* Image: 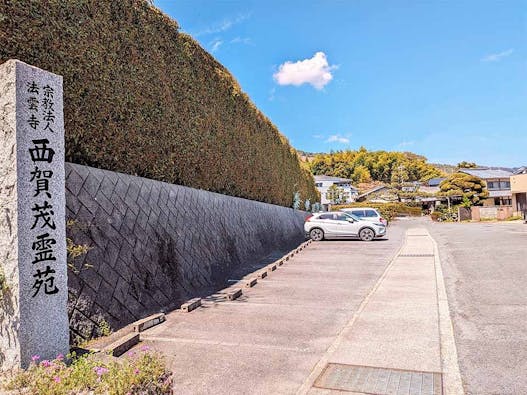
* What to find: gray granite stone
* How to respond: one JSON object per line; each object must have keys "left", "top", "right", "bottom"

{"left": 0, "top": 60, "right": 69, "bottom": 370}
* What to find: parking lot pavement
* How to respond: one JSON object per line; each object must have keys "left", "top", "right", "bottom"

{"left": 426, "top": 220, "right": 527, "bottom": 395}
{"left": 131, "top": 225, "right": 405, "bottom": 394}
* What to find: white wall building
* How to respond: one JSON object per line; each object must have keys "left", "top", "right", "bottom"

{"left": 314, "top": 175, "right": 359, "bottom": 207}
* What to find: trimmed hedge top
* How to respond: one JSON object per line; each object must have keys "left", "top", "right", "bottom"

{"left": 0, "top": 0, "right": 318, "bottom": 206}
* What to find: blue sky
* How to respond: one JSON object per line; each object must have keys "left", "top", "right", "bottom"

{"left": 154, "top": 1, "right": 526, "bottom": 167}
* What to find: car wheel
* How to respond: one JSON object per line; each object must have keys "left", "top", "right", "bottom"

{"left": 359, "top": 228, "right": 375, "bottom": 241}
{"left": 309, "top": 228, "right": 324, "bottom": 241}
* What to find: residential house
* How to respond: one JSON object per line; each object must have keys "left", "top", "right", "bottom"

{"left": 459, "top": 168, "right": 513, "bottom": 206}
{"left": 416, "top": 178, "right": 447, "bottom": 211}
{"left": 313, "top": 175, "right": 358, "bottom": 208}
{"left": 401, "top": 181, "right": 421, "bottom": 193}
{"left": 355, "top": 185, "right": 394, "bottom": 203}
{"left": 511, "top": 167, "right": 527, "bottom": 216}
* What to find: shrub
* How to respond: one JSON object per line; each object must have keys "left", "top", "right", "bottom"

{"left": 333, "top": 202, "right": 422, "bottom": 221}
{"left": 3, "top": 347, "right": 172, "bottom": 395}
{"left": 0, "top": 0, "right": 318, "bottom": 207}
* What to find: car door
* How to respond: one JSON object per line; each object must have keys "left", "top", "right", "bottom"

{"left": 315, "top": 213, "right": 341, "bottom": 236}
{"left": 333, "top": 213, "right": 360, "bottom": 237}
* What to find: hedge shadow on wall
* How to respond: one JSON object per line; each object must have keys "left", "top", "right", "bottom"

{"left": 0, "top": 0, "right": 318, "bottom": 206}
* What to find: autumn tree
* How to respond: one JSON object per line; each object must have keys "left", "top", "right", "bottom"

{"left": 439, "top": 173, "right": 489, "bottom": 206}
{"left": 457, "top": 161, "right": 478, "bottom": 168}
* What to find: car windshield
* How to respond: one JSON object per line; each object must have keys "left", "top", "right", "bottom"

{"left": 342, "top": 212, "right": 361, "bottom": 221}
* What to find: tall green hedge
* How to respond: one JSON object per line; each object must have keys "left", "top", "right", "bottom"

{"left": 0, "top": 0, "right": 318, "bottom": 206}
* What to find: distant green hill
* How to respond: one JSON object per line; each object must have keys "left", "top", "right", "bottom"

{"left": 308, "top": 148, "right": 444, "bottom": 184}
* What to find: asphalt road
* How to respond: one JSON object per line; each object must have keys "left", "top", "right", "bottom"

{"left": 132, "top": 224, "right": 406, "bottom": 394}
{"left": 426, "top": 220, "right": 527, "bottom": 395}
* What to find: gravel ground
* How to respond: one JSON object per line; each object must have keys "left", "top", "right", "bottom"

{"left": 426, "top": 220, "right": 527, "bottom": 395}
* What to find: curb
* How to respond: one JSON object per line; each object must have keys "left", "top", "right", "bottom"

{"left": 431, "top": 233, "right": 465, "bottom": 394}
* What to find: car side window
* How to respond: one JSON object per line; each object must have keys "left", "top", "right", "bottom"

{"left": 353, "top": 210, "right": 365, "bottom": 217}
{"left": 318, "top": 214, "right": 333, "bottom": 220}
{"left": 365, "top": 210, "right": 377, "bottom": 217}
{"left": 335, "top": 214, "right": 349, "bottom": 221}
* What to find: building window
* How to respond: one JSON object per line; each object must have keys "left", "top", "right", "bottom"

{"left": 500, "top": 181, "right": 511, "bottom": 189}
{"left": 315, "top": 183, "right": 323, "bottom": 187}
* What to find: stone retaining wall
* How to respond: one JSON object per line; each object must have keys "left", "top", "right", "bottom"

{"left": 65, "top": 163, "right": 306, "bottom": 344}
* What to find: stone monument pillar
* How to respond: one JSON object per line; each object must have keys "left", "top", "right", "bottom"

{"left": 0, "top": 60, "right": 69, "bottom": 369}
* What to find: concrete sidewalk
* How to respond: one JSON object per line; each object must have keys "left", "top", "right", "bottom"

{"left": 300, "top": 227, "right": 462, "bottom": 395}
{"left": 130, "top": 225, "right": 463, "bottom": 394}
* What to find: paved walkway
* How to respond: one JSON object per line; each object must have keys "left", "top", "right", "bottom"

{"left": 131, "top": 224, "right": 463, "bottom": 394}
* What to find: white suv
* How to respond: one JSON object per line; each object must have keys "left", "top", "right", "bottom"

{"left": 304, "top": 212, "right": 386, "bottom": 241}
{"left": 340, "top": 207, "right": 388, "bottom": 226}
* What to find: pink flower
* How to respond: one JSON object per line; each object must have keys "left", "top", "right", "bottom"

{"left": 53, "top": 376, "right": 61, "bottom": 383}
{"left": 31, "top": 355, "right": 40, "bottom": 362}
{"left": 128, "top": 351, "right": 136, "bottom": 357}
{"left": 134, "top": 368, "right": 140, "bottom": 375}
{"left": 56, "top": 354, "right": 64, "bottom": 361}
{"left": 140, "top": 345, "right": 150, "bottom": 352}
{"left": 94, "top": 366, "right": 109, "bottom": 376}
{"left": 41, "top": 360, "right": 52, "bottom": 368}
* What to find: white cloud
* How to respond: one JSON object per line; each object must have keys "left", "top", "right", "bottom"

{"left": 268, "top": 87, "right": 276, "bottom": 101}
{"left": 230, "top": 37, "right": 253, "bottom": 45}
{"left": 209, "top": 38, "right": 223, "bottom": 53}
{"left": 481, "top": 49, "right": 514, "bottom": 62}
{"left": 326, "top": 135, "right": 350, "bottom": 144}
{"left": 194, "top": 13, "right": 251, "bottom": 36}
{"left": 273, "top": 52, "right": 337, "bottom": 90}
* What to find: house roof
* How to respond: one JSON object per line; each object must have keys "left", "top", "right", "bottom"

{"left": 428, "top": 177, "right": 446, "bottom": 187}
{"left": 460, "top": 168, "right": 513, "bottom": 179}
{"left": 514, "top": 166, "right": 527, "bottom": 175}
{"left": 313, "top": 175, "right": 352, "bottom": 182}
{"left": 357, "top": 185, "right": 389, "bottom": 199}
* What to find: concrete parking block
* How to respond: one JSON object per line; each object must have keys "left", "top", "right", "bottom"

{"left": 103, "top": 332, "right": 140, "bottom": 357}
{"left": 245, "top": 277, "right": 258, "bottom": 287}
{"left": 181, "top": 298, "right": 202, "bottom": 312}
{"left": 226, "top": 288, "right": 242, "bottom": 301}
{"left": 133, "top": 313, "right": 166, "bottom": 332}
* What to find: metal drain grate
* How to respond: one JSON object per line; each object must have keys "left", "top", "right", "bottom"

{"left": 314, "top": 363, "right": 442, "bottom": 395}
{"left": 399, "top": 254, "right": 435, "bottom": 257}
